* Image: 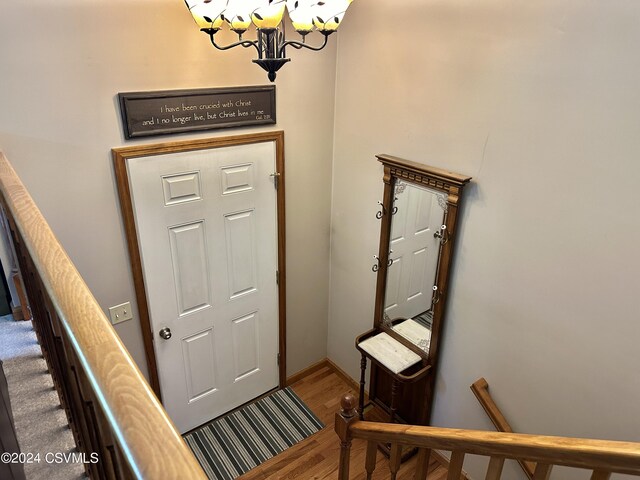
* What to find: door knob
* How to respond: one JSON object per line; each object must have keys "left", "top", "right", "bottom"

{"left": 159, "top": 327, "right": 172, "bottom": 340}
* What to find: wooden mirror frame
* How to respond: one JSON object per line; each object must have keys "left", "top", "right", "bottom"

{"left": 369, "top": 154, "right": 471, "bottom": 424}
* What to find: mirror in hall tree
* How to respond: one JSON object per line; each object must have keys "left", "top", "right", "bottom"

{"left": 363, "top": 154, "right": 471, "bottom": 426}
{"left": 381, "top": 180, "right": 449, "bottom": 356}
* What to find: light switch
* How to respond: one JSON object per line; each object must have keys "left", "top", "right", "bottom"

{"left": 108, "top": 302, "right": 133, "bottom": 325}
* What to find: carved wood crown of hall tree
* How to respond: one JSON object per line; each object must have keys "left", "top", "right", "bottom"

{"left": 378, "top": 154, "right": 471, "bottom": 203}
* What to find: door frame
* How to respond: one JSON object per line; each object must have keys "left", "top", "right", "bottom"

{"left": 112, "top": 131, "right": 287, "bottom": 400}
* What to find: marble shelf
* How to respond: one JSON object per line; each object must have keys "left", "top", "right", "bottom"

{"left": 358, "top": 332, "right": 422, "bottom": 374}
{"left": 393, "top": 319, "right": 431, "bottom": 354}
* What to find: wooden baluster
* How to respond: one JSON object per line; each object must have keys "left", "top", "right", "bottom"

{"left": 335, "top": 394, "right": 357, "bottom": 480}
{"left": 12, "top": 270, "right": 31, "bottom": 320}
{"left": 114, "top": 442, "right": 136, "bottom": 480}
{"left": 71, "top": 370, "right": 100, "bottom": 478}
{"left": 414, "top": 448, "right": 432, "bottom": 480}
{"left": 27, "top": 270, "right": 50, "bottom": 357}
{"left": 29, "top": 273, "right": 53, "bottom": 362}
{"left": 447, "top": 451, "right": 465, "bottom": 480}
{"left": 389, "top": 443, "right": 402, "bottom": 480}
{"left": 24, "top": 256, "right": 68, "bottom": 410}
{"left": 532, "top": 463, "right": 552, "bottom": 480}
{"left": 106, "top": 444, "right": 125, "bottom": 480}
{"left": 77, "top": 372, "right": 110, "bottom": 480}
{"left": 590, "top": 471, "right": 611, "bottom": 480}
{"left": 43, "top": 295, "right": 73, "bottom": 419}
{"left": 359, "top": 354, "right": 367, "bottom": 420}
{"left": 35, "top": 280, "right": 62, "bottom": 387}
{"left": 94, "top": 404, "right": 120, "bottom": 480}
{"left": 87, "top": 402, "right": 109, "bottom": 479}
{"left": 485, "top": 456, "right": 505, "bottom": 480}
{"left": 365, "top": 440, "right": 377, "bottom": 479}
{"left": 16, "top": 253, "right": 45, "bottom": 352}
{"left": 61, "top": 337, "right": 94, "bottom": 476}
{"left": 55, "top": 329, "right": 83, "bottom": 448}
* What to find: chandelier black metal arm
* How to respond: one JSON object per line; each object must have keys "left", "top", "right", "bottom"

{"left": 279, "top": 31, "right": 332, "bottom": 53}
{"left": 204, "top": 29, "right": 261, "bottom": 56}
{"left": 201, "top": 27, "right": 333, "bottom": 82}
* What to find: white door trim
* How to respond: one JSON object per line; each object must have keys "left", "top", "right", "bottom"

{"left": 113, "top": 131, "right": 287, "bottom": 400}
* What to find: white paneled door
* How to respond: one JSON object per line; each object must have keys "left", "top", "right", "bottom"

{"left": 127, "top": 141, "right": 279, "bottom": 433}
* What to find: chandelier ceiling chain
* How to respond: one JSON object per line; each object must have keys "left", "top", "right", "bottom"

{"left": 185, "top": 0, "right": 354, "bottom": 81}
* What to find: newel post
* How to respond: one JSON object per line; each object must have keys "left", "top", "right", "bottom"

{"left": 335, "top": 393, "right": 358, "bottom": 480}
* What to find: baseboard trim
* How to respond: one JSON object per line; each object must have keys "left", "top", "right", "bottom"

{"left": 10, "top": 306, "right": 23, "bottom": 321}
{"left": 287, "top": 357, "right": 368, "bottom": 401}
{"left": 286, "top": 358, "right": 331, "bottom": 386}
{"left": 325, "top": 358, "right": 360, "bottom": 393}
{"left": 286, "top": 357, "right": 362, "bottom": 395}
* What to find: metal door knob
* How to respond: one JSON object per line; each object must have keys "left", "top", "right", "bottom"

{"left": 159, "top": 327, "right": 172, "bottom": 340}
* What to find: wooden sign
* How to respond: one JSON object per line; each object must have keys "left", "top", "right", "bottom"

{"left": 118, "top": 86, "right": 276, "bottom": 139}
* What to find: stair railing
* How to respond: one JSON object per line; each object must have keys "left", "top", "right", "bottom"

{"left": 0, "top": 152, "right": 206, "bottom": 479}
{"left": 335, "top": 394, "right": 640, "bottom": 480}
{"left": 471, "top": 377, "right": 535, "bottom": 478}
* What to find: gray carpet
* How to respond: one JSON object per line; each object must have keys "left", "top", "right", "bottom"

{"left": 184, "top": 387, "right": 324, "bottom": 480}
{"left": 0, "top": 314, "right": 85, "bottom": 480}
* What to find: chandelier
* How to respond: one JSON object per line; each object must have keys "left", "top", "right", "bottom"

{"left": 185, "top": 0, "right": 354, "bottom": 82}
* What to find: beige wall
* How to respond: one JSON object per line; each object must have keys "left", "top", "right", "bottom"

{"left": 0, "top": 0, "right": 336, "bottom": 379}
{"left": 328, "top": 1, "right": 640, "bottom": 478}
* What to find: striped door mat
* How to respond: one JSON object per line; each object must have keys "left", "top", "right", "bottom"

{"left": 184, "top": 387, "right": 324, "bottom": 479}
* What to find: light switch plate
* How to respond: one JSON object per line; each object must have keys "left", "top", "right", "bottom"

{"left": 109, "top": 302, "right": 133, "bottom": 325}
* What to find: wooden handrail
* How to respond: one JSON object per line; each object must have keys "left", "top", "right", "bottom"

{"left": 470, "top": 378, "right": 513, "bottom": 433}
{"left": 471, "top": 377, "right": 535, "bottom": 478}
{"left": 0, "top": 152, "right": 206, "bottom": 479}
{"left": 347, "top": 423, "right": 640, "bottom": 474}
{"left": 335, "top": 394, "right": 640, "bottom": 479}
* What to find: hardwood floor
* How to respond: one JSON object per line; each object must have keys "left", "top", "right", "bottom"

{"left": 239, "top": 364, "right": 451, "bottom": 480}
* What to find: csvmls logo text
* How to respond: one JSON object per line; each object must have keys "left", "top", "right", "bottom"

{"left": 45, "top": 452, "right": 99, "bottom": 464}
